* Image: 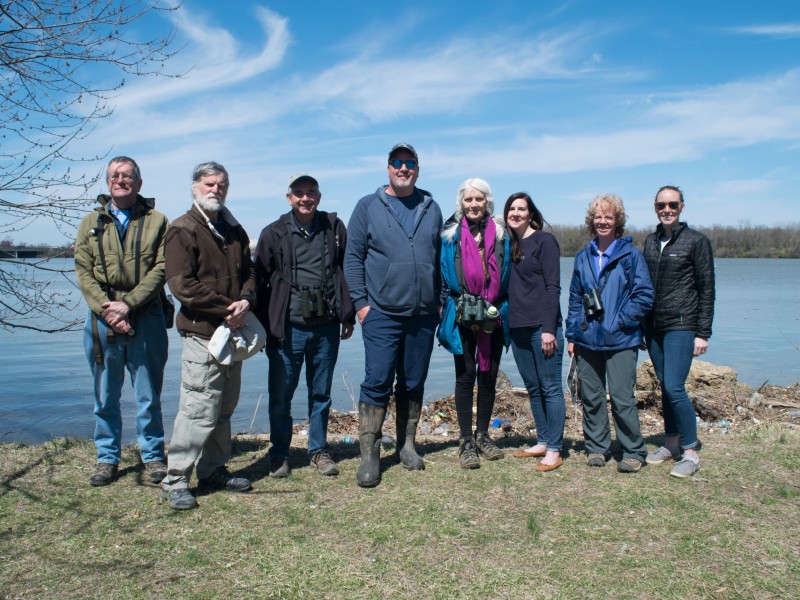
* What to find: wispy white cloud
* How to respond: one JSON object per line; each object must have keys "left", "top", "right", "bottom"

{"left": 725, "top": 23, "right": 800, "bottom": 38}
{"left": 114, "top": 6, "right": 291, "bottom": 110}
{"left": 419, "top": 68, "right": 800, "bottom": 176}
{"left": 302, "top": 28, "right": 612, "bottom": 124}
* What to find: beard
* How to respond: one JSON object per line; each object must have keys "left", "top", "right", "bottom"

{"left": 195, "top": 193, "right": 224, "bottom": 213}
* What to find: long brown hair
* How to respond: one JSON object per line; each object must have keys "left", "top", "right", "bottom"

{"left": 503, "top": 192, "right": 546, "bottom": 262}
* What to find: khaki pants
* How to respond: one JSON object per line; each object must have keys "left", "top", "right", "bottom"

{"left": 162, "top": 335, "right": 243, "bottom": 489}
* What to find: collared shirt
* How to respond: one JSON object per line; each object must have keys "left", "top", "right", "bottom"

{"left": 108, "top": 206, "right": 133, "bottom": 248}
{"left": 590, "top": 238, "right": 617, "bottom": 279}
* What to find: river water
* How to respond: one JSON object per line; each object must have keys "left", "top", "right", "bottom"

{"left": 1, "top": 258, "right": 798, "bottom": 444}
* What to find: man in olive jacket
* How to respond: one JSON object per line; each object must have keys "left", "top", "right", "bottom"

{"left": 161, "top": 161, "right": 256, "bottom": 510}
{"left": 75, "top": 156, "right": 169, "bottom": 487}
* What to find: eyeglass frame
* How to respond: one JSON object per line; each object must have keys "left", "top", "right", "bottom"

{"left": 655, "top": 201, "right": 681, "bottom": 210}
{"left": 389, "top": 159, "right": 417, "bottom": 169}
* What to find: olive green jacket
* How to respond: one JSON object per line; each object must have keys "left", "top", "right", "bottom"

{"left": 75, "top": 194, "right": 169, "bottom": 315}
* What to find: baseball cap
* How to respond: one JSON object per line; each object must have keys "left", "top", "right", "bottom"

{"left": 388, "top": 143, "right": 418, "bottom": 161}
{"left": 288, "top": 173, "right": 319, "bottom": 188}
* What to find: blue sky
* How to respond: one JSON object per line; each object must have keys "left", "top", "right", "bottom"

{"left": 19, "top": 1, "right": 800, "bottom": 242}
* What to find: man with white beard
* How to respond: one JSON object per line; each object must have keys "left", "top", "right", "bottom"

{"left": 160, "top": 161, "right": 257, "bottom": 510}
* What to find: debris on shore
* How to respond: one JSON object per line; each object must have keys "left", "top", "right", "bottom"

{"left": 305, "top": 360, "right": 800, "bottom": 442}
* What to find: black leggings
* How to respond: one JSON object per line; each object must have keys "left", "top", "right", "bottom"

{"left": 453, "top": 325, "right": 504, "bottom": 438}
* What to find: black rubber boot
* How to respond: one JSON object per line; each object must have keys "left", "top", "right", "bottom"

{"left": 356, "top": 402, "right": 386, "bottom": 488}
{"left": 395, "top": 397, "right": 425, "bottom": 471}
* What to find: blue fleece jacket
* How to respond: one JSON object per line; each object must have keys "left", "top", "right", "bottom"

{"left": 565, "top": 236, "right": 654, "bottom": 351}
{"left": 344, "top": 186, "right": 443, "bottom": 317}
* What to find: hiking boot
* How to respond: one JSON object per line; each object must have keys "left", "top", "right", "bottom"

{"left": 587, "top": 453, "right": 606, "bottom": 468}
{"left": 198, "top": 467, "right": 252, "bottom": 492}
{"left": 161, "top": 488, "right": 198, "bottom": 510}
{"left": 311, "top": 450, "right": 339, "bottom": 476}
{"left": 646, "top": 446, "right": 680, "bottom": 465}
{"left": 268, "top": 457, "right": 290, "bottom": 479}
{"left": 670, "top": 457, "right": 700, "bottom": 479}
{"left": 474, "top": 431, "right": 505, "bottom": 461}
{"left": 144, "top": 460, "right": 167, "bottom": 484}
{"left": 395, "top": 397, "right": 425, "bottom": 470}
{"left": 458, "top": 437, "right": 480, "bottom": 470}
{"left": 357, "top": 402, "right": 386, "bottom": 488}
{"left": 89, "top": 462, "right": 118, "bottom": 487}
{"left": 617, "top": 457, "right": 644, "bottom": 473}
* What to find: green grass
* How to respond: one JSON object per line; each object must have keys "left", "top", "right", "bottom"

{"left": 1, "top": 426, "right": 799, "bottom": 599}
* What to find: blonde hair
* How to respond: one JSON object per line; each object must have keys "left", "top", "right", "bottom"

{"left": 585, "top": 193, "right": 627, "bottom": 239}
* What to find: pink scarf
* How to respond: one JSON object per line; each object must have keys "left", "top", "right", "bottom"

{"left": 461, "top": 216, "right": 501, "bottom": 371}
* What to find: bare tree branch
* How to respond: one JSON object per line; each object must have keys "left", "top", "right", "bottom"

{"left": 0, "top": 1, "right": 183, "bottom": 332}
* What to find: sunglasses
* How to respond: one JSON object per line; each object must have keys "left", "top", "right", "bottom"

{"left": 389, "top": 159, "right": 417, "bottom": 169}
{"left": 655, "top": 201, "right": 681, "bottom": 210}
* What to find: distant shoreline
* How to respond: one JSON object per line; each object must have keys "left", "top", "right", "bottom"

{"left": 5, "top": 223, "right": 800, "bottom": 259}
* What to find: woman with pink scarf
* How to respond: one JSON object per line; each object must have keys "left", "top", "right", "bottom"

{"left": 437, "top": 178, "right": 511, "bottom": 469}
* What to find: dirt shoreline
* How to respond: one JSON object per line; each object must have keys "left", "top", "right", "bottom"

{"left": 280, "top": 359, "right": 800, "bottom": 445}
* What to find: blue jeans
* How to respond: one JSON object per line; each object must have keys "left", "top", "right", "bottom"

{"left": 82, "top": 303, "right": 167, "bottom": 464}
{"left": 267, "top": 322, "right": 340, "bottom": 459}
{"left": 359, "top": 310, "right": 438, "bottom": 407}
{"left": 510, "top": 326, "right": 565, "bottom": 451}
{"left": 646, "top": 329, "right": 698, "bottom": 450}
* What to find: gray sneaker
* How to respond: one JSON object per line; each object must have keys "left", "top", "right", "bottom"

{"left": 144, "top": 460, "right": 167, "bottom": 484}
{"left": 89, "top": 462, "right": 118, "bottom": 486}
{"left": 269, "top": 457, "right": 291, "bottom": 479}
{"left": 161, "top": 488, "right": 198, "bottom": 510}
{"left": 617, "top": 457, "right": 643, "bottom": 473}
{"left": 646, "top": 446, "right": 679, "bottom": 465}
{"left": 586, "top": 453, "right": 605, "bottom": 468}
{"left": 311, "top": 451, "right": 339, "bottom": 476}
{"left": 670, "top": 458, "right": 700, "bottom": 478}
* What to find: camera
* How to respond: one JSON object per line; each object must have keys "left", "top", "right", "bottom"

{"left": 582, "top": 288, "right": 604, "bottom": 320}
{"left": 300, "top": 285, "right": 327, "bottom": 319}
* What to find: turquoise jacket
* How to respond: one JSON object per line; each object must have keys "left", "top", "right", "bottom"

{"left": 436, "top": 215, "right": 512, "bottom": 355}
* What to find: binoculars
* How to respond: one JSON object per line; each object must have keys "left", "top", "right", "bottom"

{"left": 460, "top": 293, "right": 500, "bottom": 333}
{"left": 300, "top": 285, "right": 327, "bottom": 319}
{"left": 582, "top": 288, "right": 604, "bottom": 320}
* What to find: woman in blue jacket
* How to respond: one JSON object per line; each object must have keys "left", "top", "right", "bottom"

{"left": 504, "top": 192, "right": 565, "bottom": 472}
{"left": 438, "top": 178, "right": 510, "bottom": 469}
{"left": 566, "top": 194, "right": 654, "bottom": 473}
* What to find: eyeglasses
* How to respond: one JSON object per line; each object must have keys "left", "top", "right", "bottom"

{"left": 389, "top": 159, "right": 417, "bottom": 169}
{"left": 291, "top": 190, "right": 318, "bottom": 199}
{"left": 108, "top": 172, "right": 137, "bottom": 183}
{"left": 655, "top": 201, "right": 681, "bottom": 210}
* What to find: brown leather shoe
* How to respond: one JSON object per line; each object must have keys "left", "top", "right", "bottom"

{"left": 513, "top": 448, "right": 547, "bottom": 458}
{"left": 534, "top": 457, "right": 563, "bottom": 472}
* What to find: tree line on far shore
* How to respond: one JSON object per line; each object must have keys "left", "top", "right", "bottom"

{"left": 551, "top": 223, "right": 800, "bottom": 258}
{"left": 5, "top": 223, "right": 800, "bottom": 259}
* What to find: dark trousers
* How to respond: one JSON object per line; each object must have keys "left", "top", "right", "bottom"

{"left": 453, "top": 325, "right": 504, "bottom": 437}
{"left": 359, "top": 310, "right": 438, "bottom": 408}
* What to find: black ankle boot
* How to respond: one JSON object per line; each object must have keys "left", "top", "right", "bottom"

{"left": 357, "top": 402, "right": 386, "bottom": 488}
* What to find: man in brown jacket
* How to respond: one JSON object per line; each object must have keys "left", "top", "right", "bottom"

{"left": 161, "top": 161, "right": 256, "bottom": 510}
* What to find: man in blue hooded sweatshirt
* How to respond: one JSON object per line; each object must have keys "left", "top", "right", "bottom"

{"left": 344, "top": 143, "right": 443, "bottom": 487}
